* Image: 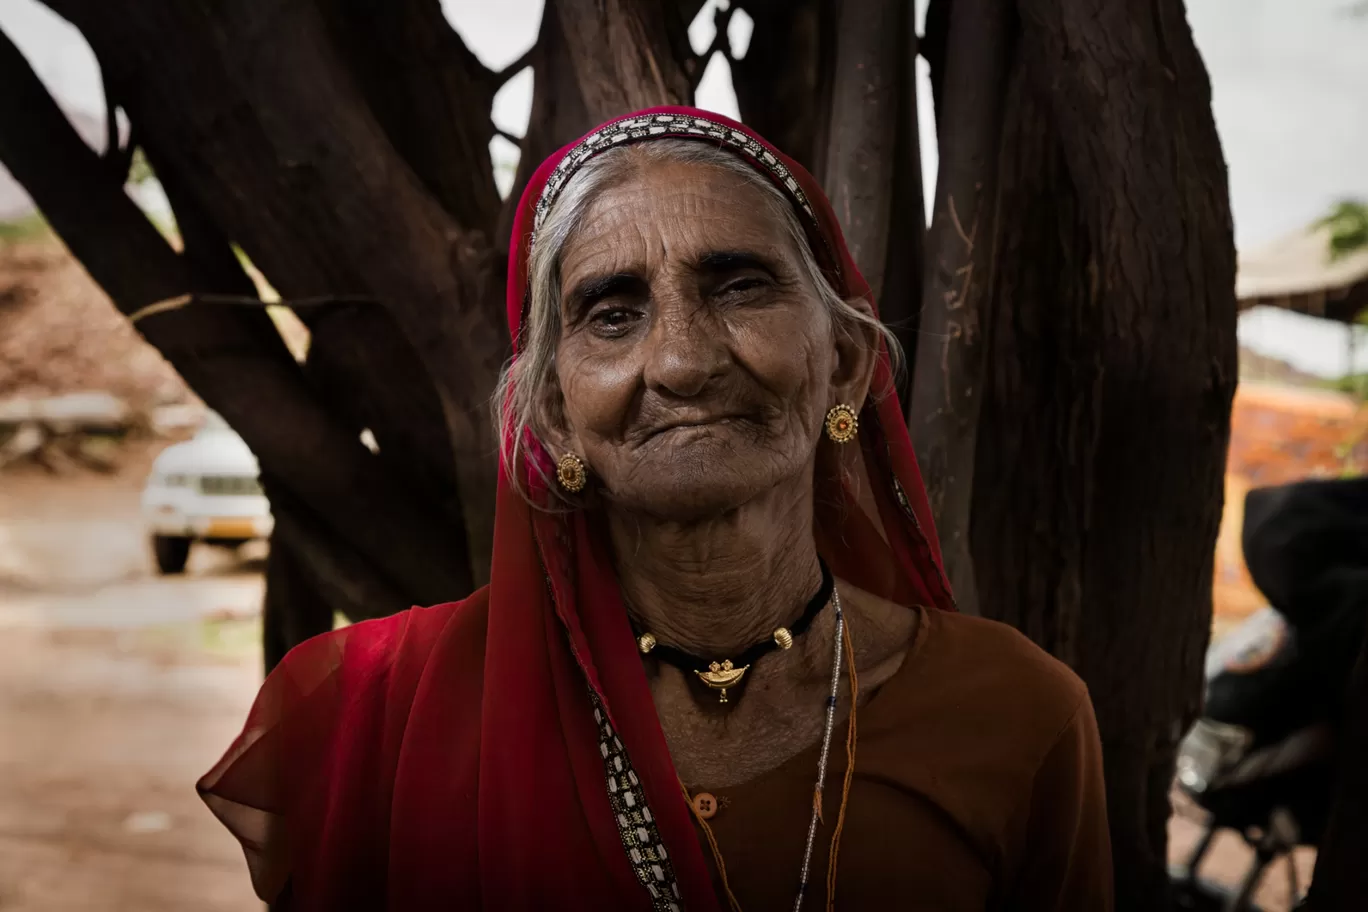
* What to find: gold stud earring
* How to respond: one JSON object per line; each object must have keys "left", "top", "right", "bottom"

{"left": 556, "top": 453, "right": 588, "bottom": 493}
{"left": 824, "top": 404, "right": 859, "bottom": 444}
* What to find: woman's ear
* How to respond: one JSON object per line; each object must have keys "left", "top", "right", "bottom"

{"left": 830, "top": 296, "right": 880, "bottom": 410}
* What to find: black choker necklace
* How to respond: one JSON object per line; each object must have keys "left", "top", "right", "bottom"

{"left": 633, "top": 559, "right": 835, "bottom": 704}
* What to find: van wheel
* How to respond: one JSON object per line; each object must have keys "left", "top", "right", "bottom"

{"left": 152, "top": 535, "right": 192, "bottom": 575}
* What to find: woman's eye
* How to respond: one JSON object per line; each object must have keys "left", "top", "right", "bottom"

{"left": 717, "top": 277, "right": 767, "bottom": 300}
{"left": 589, "top": 307, "right": 641, "bottom": 335}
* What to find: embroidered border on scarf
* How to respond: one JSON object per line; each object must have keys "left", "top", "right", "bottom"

{"left": 591, "top": 690, "right": 685, "bottom": 912}
{"left": 891, "top": 476, "right": 917, "bottom": 524}
{"left": 531, "top": 113, "right": 816, "bottom": 247}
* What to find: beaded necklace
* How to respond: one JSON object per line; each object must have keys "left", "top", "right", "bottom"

{"left": 635, "top": 562, "right": 836, "bottom": 704}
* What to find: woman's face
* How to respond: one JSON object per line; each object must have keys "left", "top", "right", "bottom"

{"left": 546, "top": 157, "right": 874, "bottom": 520}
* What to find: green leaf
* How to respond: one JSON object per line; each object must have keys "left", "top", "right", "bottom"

{"left": 1316, "top": 199, "right": 1368, "bottom": 259}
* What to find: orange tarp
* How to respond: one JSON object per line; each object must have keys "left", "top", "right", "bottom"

{"left": 1213, "top": 384, "right": 1367, "bottom": 620}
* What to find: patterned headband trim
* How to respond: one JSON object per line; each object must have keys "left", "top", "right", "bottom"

{"left": 530, "top": 113, "right": 817, "bottom": 249}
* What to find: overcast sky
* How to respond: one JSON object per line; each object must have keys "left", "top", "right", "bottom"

{"left": 2, "top": 0, "right": 1365, "bottom": 375}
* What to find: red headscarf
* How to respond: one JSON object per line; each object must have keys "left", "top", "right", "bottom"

{"left": 199, "top": 106, "right": 952, "bottom": 911}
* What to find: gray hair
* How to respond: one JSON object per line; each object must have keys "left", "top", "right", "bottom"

{"left": 494, "top": 138, "right": 900, "bottom": 496}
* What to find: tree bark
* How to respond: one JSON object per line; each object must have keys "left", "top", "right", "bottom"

{"left": 821, "top": 0, "right": 904, "bottom": 302}
{"left": 874, "top": 4, "right": 926, "bottom": 399}
{"left": 972, "top": 0, "right": 1238, "bottom": 907}
{"left": 731, "top": 0, "right": 834, "bottom": 179}
{"left": 1306, "top": 624, "right": 1368, "bottom": 908}
{"left": 261, "top": 515, "right": 339, "bottom": 673}
{"left": 320, "top": 0, "right": 503, "bottom": 235}
{"left": 907, "top": 0, "right": 1013, "bottom": 616}
{"left": 730, "top": 1, "right": 923, "bottom": 393}
{"left": 553, "top": 0, "right": 693, "bottom": 121}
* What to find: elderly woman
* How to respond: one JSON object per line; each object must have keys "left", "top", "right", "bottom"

{"left": 199, "top": 107, "right": 1112, "bottom": 911}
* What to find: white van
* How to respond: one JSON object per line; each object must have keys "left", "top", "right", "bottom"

{"left": 140, "top": 412, "right": 273, "bottom": 574}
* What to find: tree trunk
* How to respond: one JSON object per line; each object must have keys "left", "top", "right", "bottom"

{"left": 972, "top": 0, "right": 1238, "bottom": 908}
{"left": 261, "top": 518, "right": 338, "bottom": 673}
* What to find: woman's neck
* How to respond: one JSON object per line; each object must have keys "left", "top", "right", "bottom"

{"left": 606, "top": 486, "right": 823, "bottom": 659}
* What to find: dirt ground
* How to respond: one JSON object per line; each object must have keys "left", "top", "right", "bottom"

{"left": 0, "top": 444, "right": 262, "bottom": 911}
{"left": 0, "top": 441, "right": 1316, "bottom": 910}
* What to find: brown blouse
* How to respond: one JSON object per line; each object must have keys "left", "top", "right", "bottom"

{"left": 687, "top": 608, "right": 1113, "bottom": 911}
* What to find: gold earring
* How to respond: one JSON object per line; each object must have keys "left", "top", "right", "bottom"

{"left": 556, "top": 453, "right": 588, "bottom": 492}
{"left": 825, "top": 404, "right": 859, "bottom": 444}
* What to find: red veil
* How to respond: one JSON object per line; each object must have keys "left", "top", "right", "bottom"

{"left": 199, "top": 107, "right": 954, "bottom": 911}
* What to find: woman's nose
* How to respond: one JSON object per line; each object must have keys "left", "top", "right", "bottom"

{"left": 641, "top": 300, "right": 729, "bottom": 398}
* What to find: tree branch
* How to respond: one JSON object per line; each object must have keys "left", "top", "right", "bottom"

{"left": 261, "top": 511, "right": 336, "bottom": 673}
{"left": 97, "top": 64, "right": 137, "bottom": 183}
{"left": 878, "top": 3, "right": 927, "bottom": 399}
{"left": 688, "top": 4, "right": 735, "bottom": 92}
{"left": 821, "top": 0, "right": 905, "bottom": 298}
{"left": 101, "top": 66, "right": 119, "bottom": 155}
{"left": 496, "top": 3, "right": 593, "bottom": 246}
{"left": 921, "top": 0, "right": 951, "bottom": 130}
{"left": 730, "top": 0, "right": 835, "bottom": 175}
{"left": 153, "top": 106, "right": 479, "bottom": 593}
{"left": 0, "top": 24, "right": 473, "bottom": 606}
{"left": 494, "top": 44, "right": 535, "bottom": 85}
{"left": 320, "top": 0, "right": 504, "bottom": 235}
{"left": 45, "top": 0, "right": 510, "bottom": 581}
{"left": 906, "top": 0, "right": 1014, "bottom": 616}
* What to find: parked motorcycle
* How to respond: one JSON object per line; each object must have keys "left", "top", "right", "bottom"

{"left": 1171, "top": 477, "right": 1368, "bottom": 911}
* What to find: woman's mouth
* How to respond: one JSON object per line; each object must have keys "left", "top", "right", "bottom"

{"left": 641, "top": 415, "right": 751, "bottom": 443}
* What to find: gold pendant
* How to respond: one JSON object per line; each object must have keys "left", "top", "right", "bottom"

{"left": 695, "top": 659, "right": 749, "bottom": 704}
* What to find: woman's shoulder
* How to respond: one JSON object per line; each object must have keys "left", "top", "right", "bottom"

{"left": 280, "top": 589, "right": 490, "bottom": 696}
{"left": 198, "top": 589, "right": 491, "bottom": 903}
{"left": 864, "top": 608, "right": 1091, "bottom": 782}
{"left": 905, "top": 612, "right": 1111, "bottom": 904}
{"left": 207, "top": 589, "right": 492, "bottom": 794}
{"left": 856, "top": 609, "right": 1098, "bottom": 868}
{"left": 917, "top": 607, "right": 1088, "bottom": 725}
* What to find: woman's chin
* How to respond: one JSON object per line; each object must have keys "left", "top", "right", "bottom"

{"left": 604, "top": 456, "right": 797, "bottom": 522}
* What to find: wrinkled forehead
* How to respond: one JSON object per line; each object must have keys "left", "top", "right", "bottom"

{"left": 531, "top": 113, "right": 816, "bottom": 247}
{"left": 558, "top": 161, "right": 798, "bottom": 284}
